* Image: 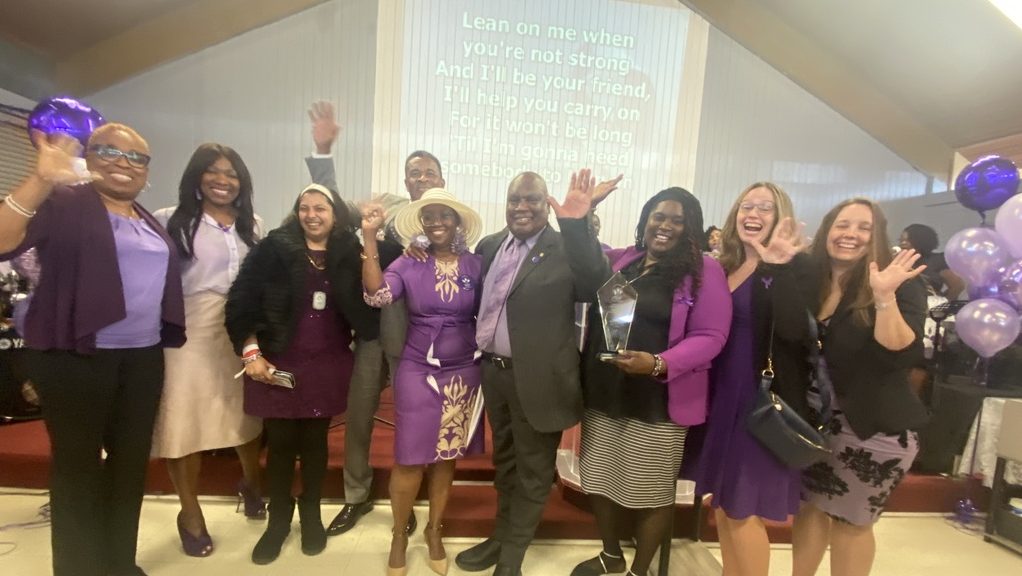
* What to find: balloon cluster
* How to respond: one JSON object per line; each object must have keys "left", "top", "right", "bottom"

{"left": 946, "top": 155, "right": 1022, "bottom": 358}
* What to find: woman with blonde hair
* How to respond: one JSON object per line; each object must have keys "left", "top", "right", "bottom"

{"left": 691, "top": 182, "right": 815, "bottom": 576}
{"left": 792, "top": 198, "right": 927, "bottom": 576}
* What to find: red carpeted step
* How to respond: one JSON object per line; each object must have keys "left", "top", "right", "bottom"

{"left": 0, "top": 384, "right": 990, "bottom": 543}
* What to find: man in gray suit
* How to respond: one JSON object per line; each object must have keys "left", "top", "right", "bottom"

{"left": 456, "top": 172, "right": 586, "bottom": 576}
{"left": 304, "top": 101, "right": 444, "bottom": 535}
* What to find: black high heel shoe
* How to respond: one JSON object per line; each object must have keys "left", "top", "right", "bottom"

{"left": 176, "top": 511, "right": 213, "bottom": 557}
{"left": 236, "top": 478, "right": 267, "bottom": 520}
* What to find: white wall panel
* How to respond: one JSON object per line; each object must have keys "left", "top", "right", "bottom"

{"left": 87, "top": 0, "right": 378, "bottom": 227}
{"left": 694, "top": 27, "right": 929, "bottom": 235}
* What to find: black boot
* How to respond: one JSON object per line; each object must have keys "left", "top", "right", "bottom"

{"left": 297, "top": 495, "right": 327, "bottom": 556}
{"left": 252, "top": 497, "right": 295, "bottom": 565}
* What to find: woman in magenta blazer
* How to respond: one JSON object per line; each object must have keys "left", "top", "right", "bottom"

{"left": 553, "top": 170, "right": 732, "bottom": 576}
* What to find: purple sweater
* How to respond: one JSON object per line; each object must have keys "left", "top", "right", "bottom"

{"left": 0, "top": 184, "right": 186, "bottom": 353}
{"left": 606, "top": 248, "right": 732, "bottom": 426}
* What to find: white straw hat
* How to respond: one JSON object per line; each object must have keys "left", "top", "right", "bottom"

{"left": 393, "top": 188, "right": 483, "bottom": 246}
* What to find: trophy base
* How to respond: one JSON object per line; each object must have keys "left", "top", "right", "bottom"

{"left": 598, "top": 352, "right": 623, "bottom": 362}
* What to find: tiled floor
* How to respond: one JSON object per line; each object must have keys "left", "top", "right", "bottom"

{"left": 1, "top": 489, "right": 1021, "bottom": 575}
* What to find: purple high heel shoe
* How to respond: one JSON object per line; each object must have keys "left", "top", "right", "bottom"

{"left": 236, "top": 478, "right": 267, "bottom": 519}
{"left": 176, "top": 511, "right": 213, "bottom": 557}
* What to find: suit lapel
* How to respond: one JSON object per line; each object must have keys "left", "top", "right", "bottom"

{"left": 480, "top": 230, "right": 509, "bottom": 277}
{"left": 509, "top": 227, "right": 556, "bottom": 295}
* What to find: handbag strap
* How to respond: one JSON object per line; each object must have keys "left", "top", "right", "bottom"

{"left": 759, "top": 320, "right": 776, "bottom": 389}
{"left": 806, "top": 312, "right": 833, "bottom": 427}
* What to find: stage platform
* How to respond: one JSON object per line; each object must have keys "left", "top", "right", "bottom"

{"left": 0, "top": 387, "right": 980, "bottom": 542}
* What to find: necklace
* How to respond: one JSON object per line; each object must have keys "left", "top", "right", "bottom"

{"left": 306, "top": 252, "right": 326, "bottom": 270}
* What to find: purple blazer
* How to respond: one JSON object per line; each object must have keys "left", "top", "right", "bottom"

{"left": 0, "top": 184, "right": 186, "bottom": 353}
{"left": 606, "top": 248, "right": 732, "bottom": 426}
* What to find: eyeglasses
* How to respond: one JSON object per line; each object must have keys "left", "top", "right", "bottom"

{"left": 738, "top": 201, "right": 775, "bottom": 215}
{"left": 507, "top": 195, "right": 545, "bottom": 208}
{"left": 89, "top": 144, "right": 151, "bottom": 168}
{"left": 419, "top": 210, "right": 458, "bottom": 226}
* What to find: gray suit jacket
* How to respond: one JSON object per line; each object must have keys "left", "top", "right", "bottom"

{"left": 477, "top": 226, "right": 584, "bottom": 432}
{"left": 305, "top": 156, "right": 408, "bottom": 358}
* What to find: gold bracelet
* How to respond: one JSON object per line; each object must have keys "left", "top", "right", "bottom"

{"left": 4, "top": 195, "right": 36, "bottom": 218}
{"left": 651, "top": 354, "right": 666, "bottom": 377}
{"left": 360, "top": 252, "right": 379, "bottom": 261}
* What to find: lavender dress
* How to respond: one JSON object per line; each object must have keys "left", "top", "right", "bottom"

{"left": 366, "top": 254, "right": 485, "bottom": 466}
{"left": 694, "top": 276, "right": 800, "bottom": 521}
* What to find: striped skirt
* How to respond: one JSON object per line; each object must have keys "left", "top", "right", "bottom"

{"left": 579, "top": 409, "right": 688, "bottom": 508}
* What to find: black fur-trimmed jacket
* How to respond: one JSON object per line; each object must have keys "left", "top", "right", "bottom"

{"left": 225, "top": 225, "right": 379, "bottom": 355}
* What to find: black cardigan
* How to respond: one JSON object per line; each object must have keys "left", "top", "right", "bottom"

{"left": 749, "top": 254, "right": 817, "bottom": 419}
{"left": 817, "top": 277, "right": 929, "bottom": 440}
{"left": 225, "top": 226, "right": 379, "bottom": 355}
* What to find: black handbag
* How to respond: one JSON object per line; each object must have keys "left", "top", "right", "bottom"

{"left": 746, "top": 314, "right": 832, "bottom": 469}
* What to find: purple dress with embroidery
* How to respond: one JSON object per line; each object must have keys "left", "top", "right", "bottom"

{"left": 244, "top": 256, "right": 354, "bottom": 419}
{"left": 367, "top": 254, "right": 485, "bottom": 466}
{"left": 694, "top": 276, "right": 800, "bottom": 521}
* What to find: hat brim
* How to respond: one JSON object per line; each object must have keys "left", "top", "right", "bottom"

{"left": 393, "top": 189, "right": 483, "bottom": 247}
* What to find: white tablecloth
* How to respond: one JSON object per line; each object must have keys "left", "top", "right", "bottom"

{"left": 956, "top": 396, "right": 1022, "bottom": 488}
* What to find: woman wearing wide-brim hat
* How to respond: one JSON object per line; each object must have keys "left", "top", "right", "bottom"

{"left": 362, "top": 188, "right": 485, "bottom": 576}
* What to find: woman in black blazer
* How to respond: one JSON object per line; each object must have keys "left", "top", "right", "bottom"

{"left": 792, "top": 198, "right": 928, "bottom": 576}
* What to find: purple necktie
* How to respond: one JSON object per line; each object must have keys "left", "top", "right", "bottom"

{"left": 476, "top": 238, "right": 524, "bottom": 351}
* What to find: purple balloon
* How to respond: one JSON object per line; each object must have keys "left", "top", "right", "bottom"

{"left": 945, "top": 227, "right": 1010, "bottom": 287}
{"left": 955, "top": 155, "right": 1020, "bottom": 213}
{"left": 968, "top": 259, "right": 1022, "bottom": 311}
{"left": 956, "top": 298, "right": 1021, "bottom": 358}
{"left": 994, "top": 193, "right": 1022, "bottom": 258}
{"left": 26, "top": 96, "right": 105, "bottom": 149}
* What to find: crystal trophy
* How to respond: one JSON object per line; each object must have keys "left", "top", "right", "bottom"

{"left": 596, "top": 272, "right": 637, "bottom": 361}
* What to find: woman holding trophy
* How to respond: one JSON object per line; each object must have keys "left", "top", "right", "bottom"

{"left": 551, "top": 170, "right": 732, "bottom": 576}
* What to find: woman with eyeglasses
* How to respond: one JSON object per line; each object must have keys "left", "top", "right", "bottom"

{"left": 792, "top": 198, "right": 927, "bottom": 576}
{"left": 689, "top": 183, "right": 815, "bottom": 576}
{"left": 149, "top": 144, "right": 266, "bottom": 558}
{"left": 552, "top": 171, "right": 731, "bottom": 576}
{"left": 225, "top": 183, "right": 377, "bottom": 565}
{"left": 0, "top": 124, "right": 186, "bottom": 576}
{"left": 361, "top": 188, "right": 484, "bottom": 576}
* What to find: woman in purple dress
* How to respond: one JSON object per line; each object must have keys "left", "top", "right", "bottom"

{"left": 225, "top": 184, "right": 378, "bottom": 565}
{"left": 692, "top": 182, "right": 814, "bottom": 576}
{"left": 361, "top": 188, "right": 484, "bottom": 576}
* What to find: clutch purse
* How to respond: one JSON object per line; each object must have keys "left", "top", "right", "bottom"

{"left": 746, "top": 315, "right": 831, "bottom": 469}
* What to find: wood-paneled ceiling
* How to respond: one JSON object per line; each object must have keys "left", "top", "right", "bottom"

{"left": 1, "top": 0, "right": 1020, "bottom": 179}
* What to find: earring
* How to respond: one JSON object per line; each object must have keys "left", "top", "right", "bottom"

{"left": 194, "top": 188, "right": 202, "bottom": 201}
{"left": 450, "top": 227, "right": 468, "bottom": 254}
{"left": 233, "top": 197, "right": 242, "bottom": 207}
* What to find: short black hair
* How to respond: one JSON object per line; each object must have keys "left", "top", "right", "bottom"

{"left": 404, "top": 150, "right": 443, "bottom": 178}
{"left": 903, "top": 223, "right": 939, "bottom": 256}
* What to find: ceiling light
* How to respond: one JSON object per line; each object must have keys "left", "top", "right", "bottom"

{"left": 989, "top": 0, "right": 1022, "bottom": 31}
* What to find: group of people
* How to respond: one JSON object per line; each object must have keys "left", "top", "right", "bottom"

{"left": 0, "top": 100, "right": 930, "bottom": 576}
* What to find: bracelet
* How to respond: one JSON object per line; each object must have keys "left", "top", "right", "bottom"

{"left": 360, "top": 252, "right": 379, "bottom": 261}
{"left": 242, "top": 352, "right": 263, "bottom": 365}
{"left": 650, "top": 354, "right": 666, "bottom": 378}
{"left": 874, "top": 297, "right": 897, "bottom": 311}
{"left": 4, "top": 195, "right": 36, "bottom": 218}
{"left": 242, "top": 343, "right": 260, "bottom": 356}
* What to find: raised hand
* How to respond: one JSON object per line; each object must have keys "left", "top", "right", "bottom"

{"left": 592, "top": 173, "right": 623, "bottom": 208}
{"left": 360, "top": 202, "right": 386, "bottom": 235}
{"left": 750, "top": 217, "right": 806, "bottom": 265}
{"left": 32, "top": 131, "right": 98, "bottom": 185}
{"left": 308, "top": 101, "right": 340, "bottom": 154}
{"left": 548, "top": 168, "right": 596, "bottom": 219}
{"left": 870, "top": 248, "right": 926, "bottom": 300}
